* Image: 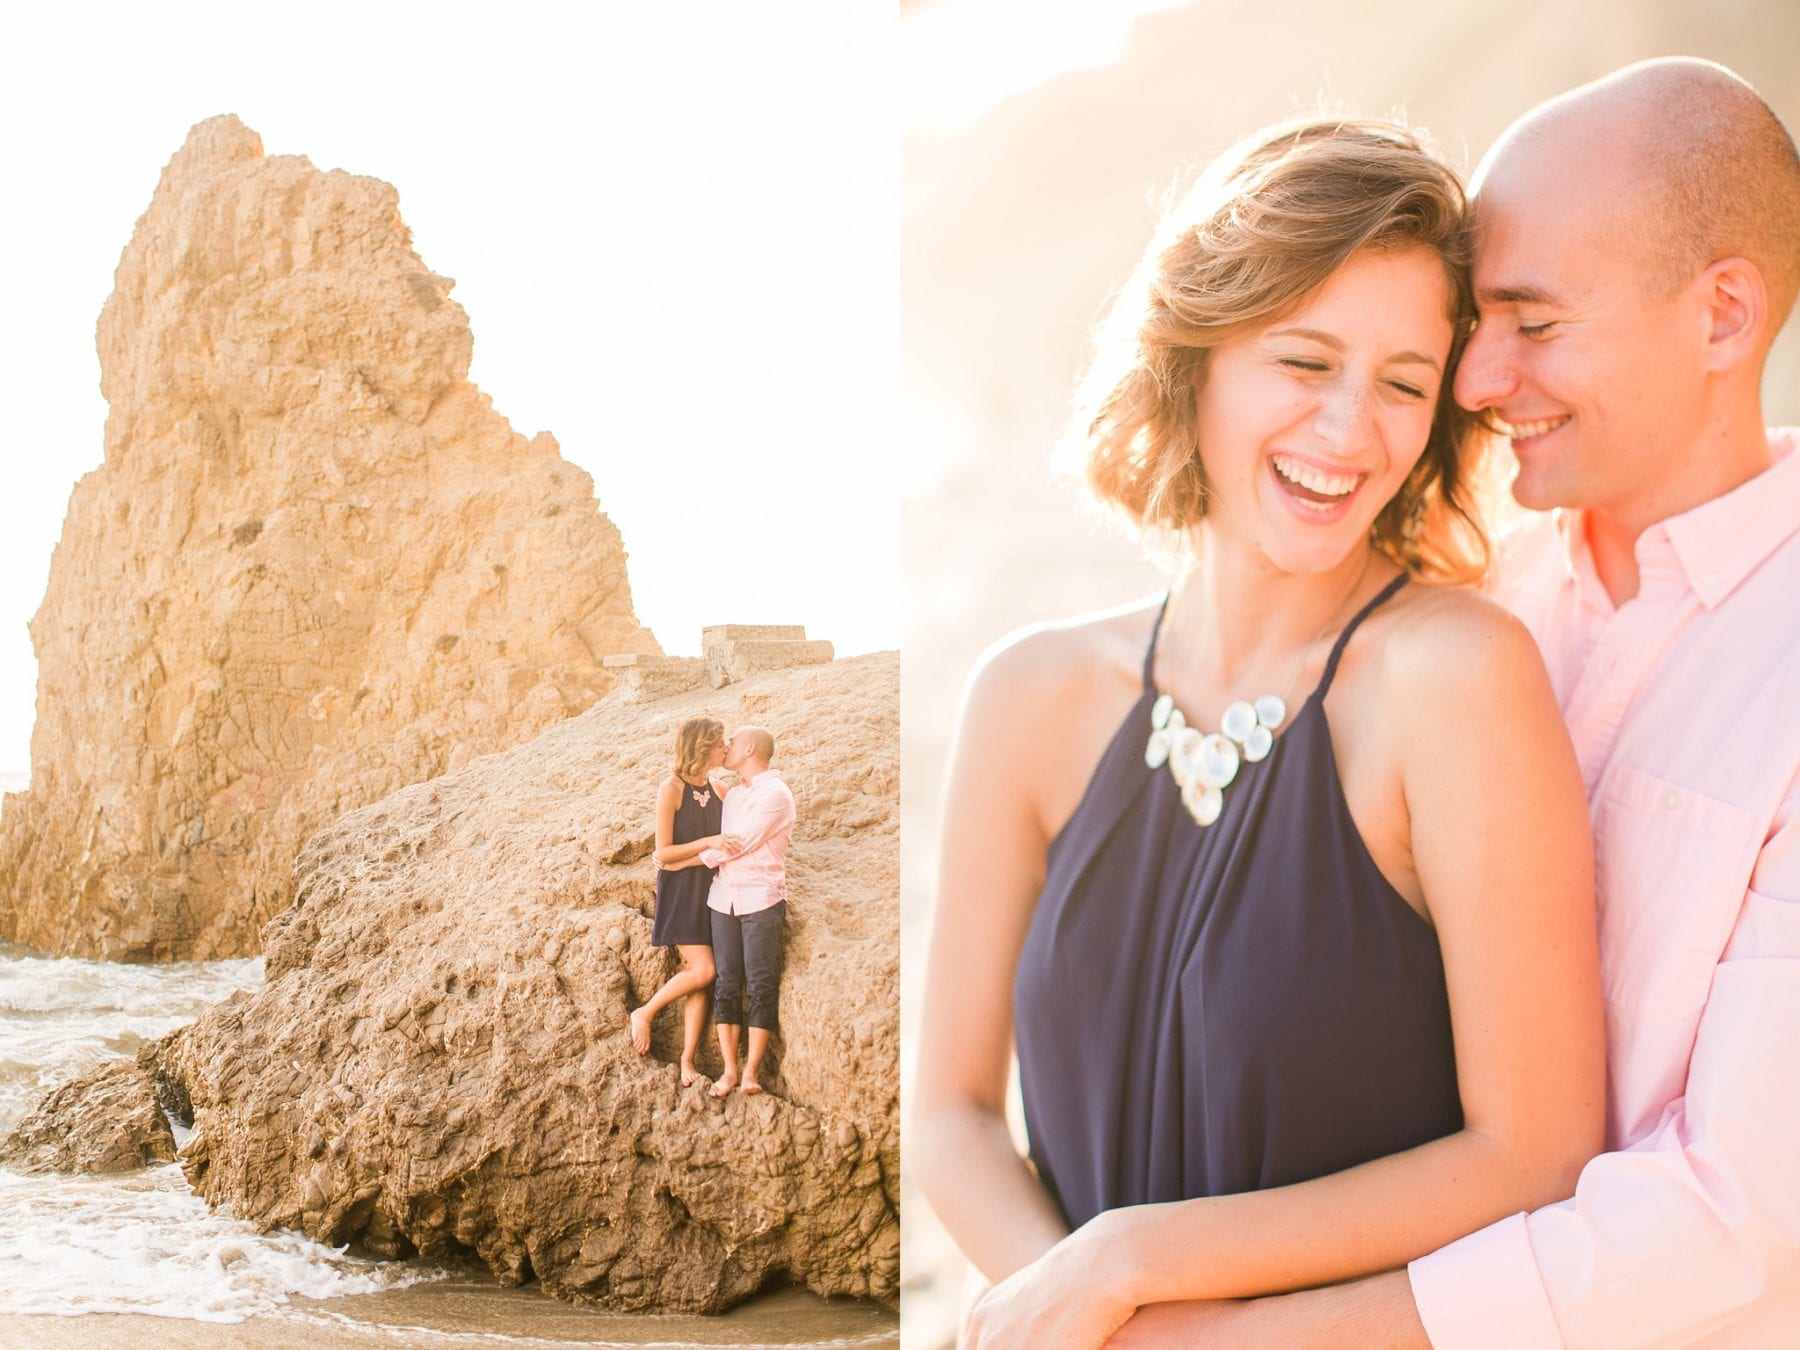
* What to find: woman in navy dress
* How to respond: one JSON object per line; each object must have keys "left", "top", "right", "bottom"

{"left": 914, "top": 117, "right": 1605, "bottom": 1347}
{"left": 630, "top": 716, "right": 735, "bottom": 1087}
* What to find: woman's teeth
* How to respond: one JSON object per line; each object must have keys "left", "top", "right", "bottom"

{"left": 1271, "top": 454, "right": 1360, "bottom": 504}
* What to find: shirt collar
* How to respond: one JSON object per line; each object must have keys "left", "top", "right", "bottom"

{"left": 1553, "top": 427, "right": 1800, "bottom": 609}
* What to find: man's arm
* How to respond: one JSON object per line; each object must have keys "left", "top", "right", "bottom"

{"left": 1112, "top": 781, "right": 1800, "bottom": 1348}
{"left": 1104, "top": 1274, "right": 1426, "bottom": 1349}
{"left": 698, "top": 785, "right": 795, "bottom": 867}
{"left": 1400, "top": 792, "right": 1800, "bottom": 1349}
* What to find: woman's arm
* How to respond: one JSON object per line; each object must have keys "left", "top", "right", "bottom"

{"left": 912, "top": 630, "right": 1083, "bottom": 1284}
{"left": 970, "top": 599, "right": 1604, "bottom": 1343}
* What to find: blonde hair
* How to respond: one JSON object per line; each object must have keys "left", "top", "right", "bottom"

{"left": 674, "top": 717, "right": 724, "bottom": 779}
{"left": 1074, "top": 115, "right": 1493, "bottom": 584}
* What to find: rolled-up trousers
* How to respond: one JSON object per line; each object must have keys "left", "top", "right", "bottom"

{"left": 710, "top": 901, "right": 785, "bottom": 1032}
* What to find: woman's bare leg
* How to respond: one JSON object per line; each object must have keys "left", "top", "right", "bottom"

{"left": 630, "top": 944, "right": 715, "bottom": 1056}
{"left": 680, "top": 978, "right": 713, "bottom": 1086}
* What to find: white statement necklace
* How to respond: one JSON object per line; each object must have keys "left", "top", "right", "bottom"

{"left": 1144, "top": 692, "right": 1286, "bottom": 826}
{"left": 1144, "top": 560, "right": 1373, "bottom": 827}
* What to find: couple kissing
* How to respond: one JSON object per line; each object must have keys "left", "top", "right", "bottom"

{"left": 630, "top": 718, "right": 796, "bottom": 1099}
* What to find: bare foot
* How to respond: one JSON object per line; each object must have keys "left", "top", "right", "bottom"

{"left": 738, "top": 1076, "right": 764, "bottom": 1096}
{"left": 628, "top": 1006, "right": 652, "bottom": 1056}
{"left": 709, "top": 1070, "right": 739, "bottom": 1098}
{"left": 680, "top": 1063, "right": 708, "bottom": 1088}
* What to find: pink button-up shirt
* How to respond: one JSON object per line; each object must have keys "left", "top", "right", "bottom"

{"left": 1408, "top": 429, "right": 1800, "bottom": 1348}
{"left": 701, "top": 769, "right": 796, "bottom": 917}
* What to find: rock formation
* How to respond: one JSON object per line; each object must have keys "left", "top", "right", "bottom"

{"left": 139, "top": 650, "right": 898, "bottom": 1312}
{"left": 0, "top": 1058, "right": 176, "bottom": 1174}
{"left": 0, "top": 115, "right": 656, "bottom": 960}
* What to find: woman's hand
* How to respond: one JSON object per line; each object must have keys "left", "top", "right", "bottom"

{"left": 963, "top": 1217, "right": 1137, "bottom": 1350}
{"left": 711, "top": 833, "right": 745, "bottom": 856}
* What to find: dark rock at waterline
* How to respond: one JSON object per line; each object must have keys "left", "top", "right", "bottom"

{"left": 1, "top": 1058, "right": 177, "bottom": 1173}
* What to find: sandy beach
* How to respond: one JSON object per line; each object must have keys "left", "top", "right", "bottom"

{"left": 0, "top": 1277, "right": 897, "bottom": 1348}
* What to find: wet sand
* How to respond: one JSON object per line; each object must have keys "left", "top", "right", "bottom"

{"left": 0, "top": 1275, "right": 897, "bottom": 1348}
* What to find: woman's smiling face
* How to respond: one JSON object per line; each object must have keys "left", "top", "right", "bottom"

{"left": 1193, "top": 246, "right": 1456, "bottom": 574}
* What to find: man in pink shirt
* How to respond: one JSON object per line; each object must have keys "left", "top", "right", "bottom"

{"left": 701, "top": 725, "right": 796, "bottom": 1098}
{"left": 1109, "top": 58, "right": 1800, "bottom": 1348}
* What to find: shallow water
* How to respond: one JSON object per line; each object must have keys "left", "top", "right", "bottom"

{"left": 0, "top": 942, "right": 895, "bottom": 1344}
{"left": 0, "top": 943, "right": 439, "bottom": 1321}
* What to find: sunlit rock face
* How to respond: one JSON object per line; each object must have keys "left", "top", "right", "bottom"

{"left": 0, "top": 114, "right": 656, "bottom": 960}
{"left": 146, "top": 652, "right": 899, "bottom": 1312}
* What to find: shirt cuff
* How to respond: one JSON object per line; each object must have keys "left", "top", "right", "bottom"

{"left": 698, "top": 848, "right": 725, "bottom": 868}
{"left": 1408, "top": 1212, "right": 1563, "bottom": 1349}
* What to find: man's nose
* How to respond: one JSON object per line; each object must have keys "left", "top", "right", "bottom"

{"left": 1453, "top": 323, "right": 1517, "bottom": 412}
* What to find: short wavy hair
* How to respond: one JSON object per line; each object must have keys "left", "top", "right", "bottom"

{"left": 1073, "top": 115, "right": 1493, "bottom": 583}
{"left": 674, "top": 716, "right": 724, "bottom": 780}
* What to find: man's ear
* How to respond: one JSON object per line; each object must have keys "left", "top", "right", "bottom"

{"left": 1697, "top": 256, "right": 1768, "bottom": 374}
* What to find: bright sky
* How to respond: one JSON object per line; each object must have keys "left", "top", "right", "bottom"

{"left": 0, "top": 3, "right": 896, "bottom": 777}
{"left": 902, "top": 0, "right": 1189, "bottom": 135}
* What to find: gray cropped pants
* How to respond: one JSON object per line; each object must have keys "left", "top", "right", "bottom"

{"left": 710, "top": 902, "right": 785, "bottom": 1031}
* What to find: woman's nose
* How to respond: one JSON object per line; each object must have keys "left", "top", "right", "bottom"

{"left": 1313, "top": 382, "right": 1377, "bottom": 457}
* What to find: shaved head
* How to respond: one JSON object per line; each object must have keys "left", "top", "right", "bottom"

{"left": 735, "top": 726, "right": 775, "bottom": 761}
{"left": 1454, "top": 57, "right": 1795, "bottom": 540}
{"left": 1476, "top": 57, "right": 1800, "bottom": 331}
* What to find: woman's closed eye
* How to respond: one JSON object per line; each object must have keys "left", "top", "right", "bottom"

{"left": 1279, "top": 356, "right": 1428, "bottom": 401}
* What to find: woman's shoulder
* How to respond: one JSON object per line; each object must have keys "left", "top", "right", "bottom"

{"left": 964, "top": 595, "right": 1164, "bottom": 720}
{"left": 1376, "top": 581, "right": 1550, "bottom": 712}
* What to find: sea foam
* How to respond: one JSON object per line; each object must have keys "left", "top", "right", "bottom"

{"left": 0, "top": 944, "right": 440, "bottom": 1320}
{"left": 0, "top": 1162, "right": 436, "bottom": 1320}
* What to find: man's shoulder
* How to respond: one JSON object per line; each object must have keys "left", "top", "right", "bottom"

{"left": 760, "top": 772, "right": 798, "bottom": 807}
{"left": 1492, "top": 509, "right": 1565, "bottom": 588}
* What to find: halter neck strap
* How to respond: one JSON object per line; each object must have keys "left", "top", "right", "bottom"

{"left": 1142, "top": 571, "right": 1409, "bottom": 696}
{"left": 1317, "top": 572, "right": 1410, "bottom": 696}
{"left": 1142, "top": 594, "right": 1172, "bottom": 691}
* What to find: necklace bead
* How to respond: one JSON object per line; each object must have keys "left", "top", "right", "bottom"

{"left": 1220, "top": 701, "right": 1258, "bottom": 742}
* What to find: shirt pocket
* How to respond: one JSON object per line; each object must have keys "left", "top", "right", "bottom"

{"left": 1593, "top": 764, "right": 1760, "bottom": 1024}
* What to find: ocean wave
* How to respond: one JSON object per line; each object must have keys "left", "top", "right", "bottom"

{"left": 0, "top": 1162, "right": 441, "bottom": 1321}
{"left": 0, "top": 949, "right": 263, "bottom": 1134}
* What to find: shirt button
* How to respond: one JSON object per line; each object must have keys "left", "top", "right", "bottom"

{"left": 1664, "top": 790, "right": 1683, "bottom": 811}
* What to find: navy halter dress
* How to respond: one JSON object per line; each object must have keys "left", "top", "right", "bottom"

{"left": 1013, "top": 575, "right": 1463, "bottom": 1230}
{"left": 652, "top": 776, "right": 722, "bottom": 947}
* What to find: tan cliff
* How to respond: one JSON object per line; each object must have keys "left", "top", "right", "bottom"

{"left": 0, "top": 114, "right": 656, "bottom": 960}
